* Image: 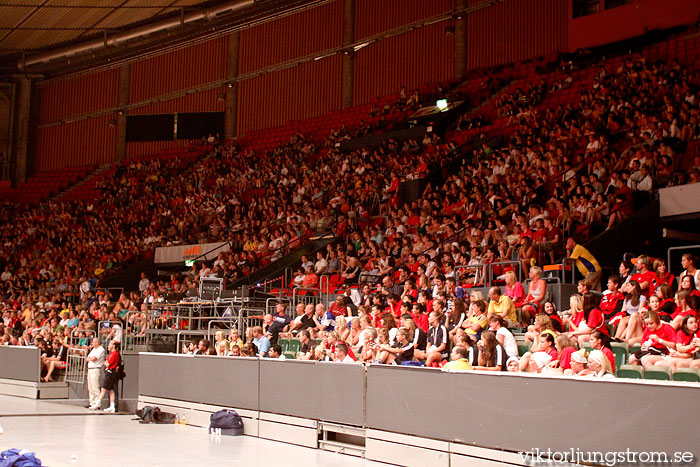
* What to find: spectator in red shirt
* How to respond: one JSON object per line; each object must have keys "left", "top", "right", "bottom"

{"left": 630, "top": 255, "right": 656, "bottom": 298}
{"left": 599, "top": 275, "right": 624, "bottom": 322}
{"left": 629, "top": 309, "right": 677, "bottom": 368}
{"left": 301, "top": 267, "right": 319, "bottom": 289}
{"left": 589, "top": 330, "right": 615, "bottom": 373}
{"left": 327, "top": 295, "right": 348, "bottom": 318}
{"left": 568, "top": 293, "right": 607, "bottom": 347}
{"left": 653, "top": 315, "right": 700, "bottom": 371}
{"left": 653, "top": 258, "right": 676, "bottom": 293}
{"left": 89, "top": 340, "right": 121, "bottom": 412}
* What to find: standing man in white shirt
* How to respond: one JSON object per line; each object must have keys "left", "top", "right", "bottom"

{"left": 86, "top": 338, "right": 105, "bottom": 409}
{"left": 138, "top": 272, "right": 150, "bottom": 297}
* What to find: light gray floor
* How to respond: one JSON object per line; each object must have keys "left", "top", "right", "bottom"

{"left": 0, "top": 395, "right": 388, "bottom": 467}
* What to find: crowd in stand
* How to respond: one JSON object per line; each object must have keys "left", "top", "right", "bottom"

{"left": 1, "top": 38, "right": 700, "bottom": 385}
{"left": 170, "top": 249, "right": 699, "bottom": 379}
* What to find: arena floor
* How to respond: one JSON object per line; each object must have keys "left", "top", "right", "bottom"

{"left": 0, "top": 395, "right": 389, "bottom": 467}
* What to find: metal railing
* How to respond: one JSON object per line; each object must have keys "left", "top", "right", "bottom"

{"left": 455, "top": 263, "right": 488, "bottom": 287}
{"left": 266, "top": 297, "right": 290, "bottom": 316}
{"left": 562, "top": 258, "right": 578, "bottom": 285}
{"left": 70, "top": 328, "right": 97, "bottom": 349}
{"left": 487, "top": 260, "right": 522, "bottom": 285}
{"left": 292, "top": 287, "right": 322, "bottom": 310}
{"left": 65, "top": 348, "right": 87, "bottom": 385}
{"left": 176, "top": 331, "right": 209, "bottom": 354}
{"left": 98, "top": 320, "right": 122, "bottom": 346}
{"left": 319, "top": 275, "right": 331, "bottom": 294}
{"left": 284, "top": 267, "right": 294, "bottom": 289}
{"left": 144, "top": 299, "right": 239, "bottom": 331}
{"left": 122, "top": 310, "right": 147, "bottom": 351}
{"left": 207, "top": 317, "right": 242, "bottom": 343}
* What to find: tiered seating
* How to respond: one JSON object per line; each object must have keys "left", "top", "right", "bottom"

{"left": 60, "top": 145, "right": 211, "bottom": 203}
{"left": 0, "top": 165, "right": 93, "bottom": 204}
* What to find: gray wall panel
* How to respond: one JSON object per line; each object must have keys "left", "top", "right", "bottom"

{"left": 121, "top": 352, "right": 140, "bottom": 399}
{"left": 367, "top": 368, "right": 700, "bottom": 458}
{"left": 0, "top": 346, "right": 40, "bottom": 382}
{"left": 138, "top": 353, "right": 258, "bottom": 410}
{"left": 259, "top": 360, "right": 364, "bottom": 426}
{"left": 366, "top": 365, "right": 450, "bottom": 440}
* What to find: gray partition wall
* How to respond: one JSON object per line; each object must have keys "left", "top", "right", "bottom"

{"left": 0, "top": 346, "right": 40, "bottom": 382}
{"left": 121, "top": 352, "right": 140, "bottom": 399}
{"left": 138, "top": 353, "right": 259, "bottom": 410}
{"left": 259, "top": 359, "right": 364, "bottom": 426}
{"left": 137, "top": 354, "right": 700, "bottom": 459}
{"left": 366, "top": 366, "right": 700, "bottom": 457}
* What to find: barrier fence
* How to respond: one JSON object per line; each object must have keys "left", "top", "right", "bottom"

{"left": 65, "top": 348, "right": 87, "bottom": 385}
{"left": 138, "top": 353, "right": 700, "bottom": 459}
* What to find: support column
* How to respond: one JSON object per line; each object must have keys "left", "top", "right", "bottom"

{"left": 115, "top": 64, "right": 130, "bottom": 162}
{"left": 0, "top": 84, "right": 13, "bottom": 181}
{"left": 454, "top": 0, "right": 468, "bottom": 81}
{"left": 10, "top": 75, "right": 32, "bottom": 185}
{"left": 341, "top": 0, "right": 354, "bottom": 109}
{"left": 224, "top": 31, "right": 240, "bottom": 142}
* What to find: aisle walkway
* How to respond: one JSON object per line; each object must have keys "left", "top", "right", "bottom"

{"left": 0, "top": 395, "right": 388, "bottom": 467}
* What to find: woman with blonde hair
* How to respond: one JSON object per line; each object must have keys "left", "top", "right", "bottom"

{"left": 335, "top": 316, "right": 351, "bottom": 343}
{"left": 587, "top": 349, "right": 614, "bottom": 378}
{"left": 562, "top": 294, "right": 583, "bottom": 328}
{"left": 521, "top": 266, "right": 546, "bottom": 326}
{"left": 564, "top": 349, "right": 591, "bottom": 376}
{"left": 313, "top": 345, "right": 330, "bottom": 361}
{"left": 504, "top": 270, "right": 525, "bottom": 308}
{"left": 217, "top": 339, "right": 232, "bottom": 356}
{"left": 469, "top": 290, "right": 486, "bottom": 302}
{"left": 359, "top": 327, "right": 379, "bottom": 362}
{"left": 348, "top": 318, "right": 361, "bottom": 347}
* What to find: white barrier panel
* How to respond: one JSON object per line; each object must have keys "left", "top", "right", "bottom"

{"left": 659, "top": 182, "right": 700, "bottom": 218}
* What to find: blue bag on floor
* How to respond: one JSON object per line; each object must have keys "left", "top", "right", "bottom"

{"left": 0, "top": 449, "right": 42, "bottom": 467}
{"left": 400, "top": 361, "right": 426, "bottom": 367}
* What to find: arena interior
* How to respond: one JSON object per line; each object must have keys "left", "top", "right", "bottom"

{"left": 1, "top": 0, "right": 700, "bottom": 466}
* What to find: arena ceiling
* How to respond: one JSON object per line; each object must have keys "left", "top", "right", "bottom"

{"left": 0, "top": 0, "right": 330, "bottom": 80}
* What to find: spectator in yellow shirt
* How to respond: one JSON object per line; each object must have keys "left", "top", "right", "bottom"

{"left": 442, "top": 346, "right": 473, "bottom": 371}
{"left": 487, "top": 286, "right": 517, "bottom": 327}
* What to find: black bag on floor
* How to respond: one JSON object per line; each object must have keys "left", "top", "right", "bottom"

{"left": 209, "top": 409, "right": 244, "bottom": 436}
{"left": 135, "top": 406, "right": 176, "bottom": 424}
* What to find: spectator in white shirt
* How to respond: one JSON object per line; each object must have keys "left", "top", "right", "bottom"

{"left": 86, "top": 338, "right": 106, "bottom": 409}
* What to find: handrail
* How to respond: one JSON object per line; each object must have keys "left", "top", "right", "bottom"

{"left": 190, "top": 241, "right": 233, "bottom": 263}
{"left": 207, "top": 317, "right": 242, "bottom": 342}
{"left": 266, "top": 297, "right": 290, "bottom": 316}
{"left": 292, "top": 287, "right": 322, "bottom": 308}
{"left": 487, "top": 260, "right": 522, "bottom": 285}
{"left": 562, "top": 258, "right": 577, "bottom": 285}
{"left": 455, "top": 263, "right": 488, "bottom": 287}
{"left": 122, "top": 310, "right": 147, "bottom": 351}
{"left": 283, "top": 267, "right": 294, "bottom": 289}
{"left": 319, "top": 275, "right": 330, "bottom": 294}
{"left": 70, "top": 328, "right": 97, "bottom": 349}
{"left": 176, "top": 331, "right": 208, "bottom": 354}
